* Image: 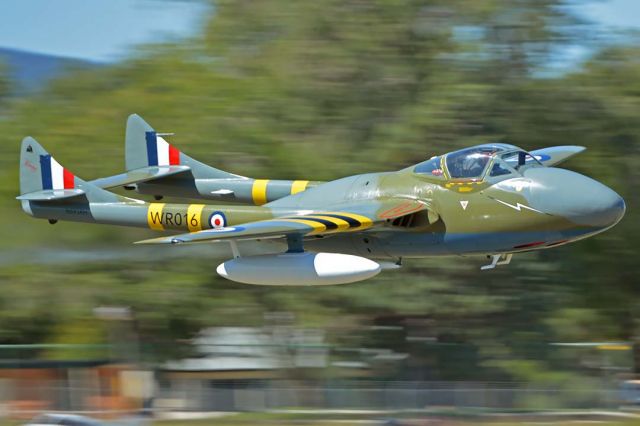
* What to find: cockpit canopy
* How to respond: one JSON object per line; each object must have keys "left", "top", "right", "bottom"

{"left": 413, "top": 143, "right": 542, "bottom": 181}
{"left": 446, "top": 146, "right": 500, "bottom": 179}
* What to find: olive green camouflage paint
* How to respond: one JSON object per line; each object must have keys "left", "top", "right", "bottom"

{"left": 18, "top": 136, "right": 625, "bottom": 262}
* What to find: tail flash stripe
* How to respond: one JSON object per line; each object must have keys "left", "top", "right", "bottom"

{"left": 291, "top": 180, "right": 309, "bottom": 195}
{"left": 40, "top": 155, "right": 53, "bottom": 190}
{"left": 156, "top": 136, "right": 170, "bottom": 166}
{"left": 39, "top": 155, "right": 75, "bottom": 190}
{"left": 63, "top": 169, "right": 75, "bottom": 189}
{"left": 168, "top": 144, "right": 180, "bottom": 165}
{"left": 50, "top": 157, "right": 64, "bottom": 190}
{"left": 252, "top": 180, "right": 269, "bottom": 205}
{"left": 145, "top": 132, "right": 158, "bottom": 166}
{"left": 145, "top": 132, "right": 181, "bottom": 167}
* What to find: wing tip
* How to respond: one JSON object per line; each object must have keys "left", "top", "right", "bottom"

{"left": 134, "top": 237, "right": 169, "bottom": 245}
{"left": 134, "top": 235, "right": 187, "bottom": 245}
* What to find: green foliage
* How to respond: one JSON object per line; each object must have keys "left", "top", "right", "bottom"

{"left": 0, "top": 0, "right": 637, "bottom": 383}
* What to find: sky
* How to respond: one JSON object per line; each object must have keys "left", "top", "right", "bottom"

{"left": 0, "top": 0, "right": 637, "bottom": 63}
{"left": 0, "top": 0, "right": 208, "bottom": 62}
{"left": 581, "top": 0, "right": 640, "bottom": 29}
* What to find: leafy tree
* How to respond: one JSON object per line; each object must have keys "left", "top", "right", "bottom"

{"left": 0, "top": 0, "right": 637, "bottom": 383}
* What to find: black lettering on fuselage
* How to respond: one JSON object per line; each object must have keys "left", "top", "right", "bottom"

{"left": 150, "top": 211, "right": 162, "bottom": 225}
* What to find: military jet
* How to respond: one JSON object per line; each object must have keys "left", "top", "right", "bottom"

{"left": 17, "top": 115, "right": 625, "bottom": 285}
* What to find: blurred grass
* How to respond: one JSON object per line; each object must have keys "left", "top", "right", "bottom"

{"left": 3, "top": 412, "right": 638, "bottom": 426}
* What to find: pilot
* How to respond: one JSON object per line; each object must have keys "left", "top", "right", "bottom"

{"left": 448, "top": 148, "right": 499, "bottom": 179}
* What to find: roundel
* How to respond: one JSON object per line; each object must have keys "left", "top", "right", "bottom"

{"left": 534, "top": 154, "right": 551, "bottom": 162}
{"left": 209, "top": 211, "right": 226, "bottom": 229}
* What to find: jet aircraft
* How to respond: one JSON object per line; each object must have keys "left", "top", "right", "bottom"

{"left": 17, "top": 115, "right": 626, "bottom": 285}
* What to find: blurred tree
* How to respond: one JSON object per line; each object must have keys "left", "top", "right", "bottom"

{"left": 0, "top": 0, "right": 636, "bottom": 382}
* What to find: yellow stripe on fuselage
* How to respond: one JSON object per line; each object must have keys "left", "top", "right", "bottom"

{"left": 252, "top": 179, "right": 269, "bottom": 205}
{"left": 147, "top": 203, "right": 165, "bottom": 230}
{"left": 291, "top": 180, "right": 309, "bottom": 195}
{"left": 187, "top": 204, "right": 205, "bottom": 232}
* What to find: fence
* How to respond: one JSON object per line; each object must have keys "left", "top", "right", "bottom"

{"left": 0, "top": 376, "right": 623, "bottom": 417}
{"left": 153, "top": 381, "right": 621, "bottom": 413}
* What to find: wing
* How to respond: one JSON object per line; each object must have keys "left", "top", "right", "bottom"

{"left": 529, "top": 146, "right": 585, "bottom": 167}
{"left": 136, "top": 198, "right": 429, "bottom": 245}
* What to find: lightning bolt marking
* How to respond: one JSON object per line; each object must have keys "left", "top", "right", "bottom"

{"left": 494, "top": 199, "right": 544, "bottom": 214}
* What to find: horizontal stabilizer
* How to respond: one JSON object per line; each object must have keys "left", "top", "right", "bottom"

{"left": 90, "top": 165, "right": 191, "bottom": 189}
{"left": 16, "top": 188, "right": 85, "bottom": 201}
{"left": 530, "top": 146, "right": 586, "bottom": 167}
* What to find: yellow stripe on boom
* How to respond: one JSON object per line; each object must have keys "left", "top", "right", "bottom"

{"left": 252, "top": 179, "right": 269, "bottom": 205}
{"left": 147, "top": 203, "right": 165, "bottom": 230}
{"left": 291, "top": 180, "right": 309, "bottom": 195}
{"left": 598, "top": 344, "right": 631, "bottom": 351}
{"left": 187, "top": 204, "right": 205, "bottom": 232}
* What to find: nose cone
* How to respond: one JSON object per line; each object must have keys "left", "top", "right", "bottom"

{"left": 527, "top": 168, "right": 625, "bottom": 229}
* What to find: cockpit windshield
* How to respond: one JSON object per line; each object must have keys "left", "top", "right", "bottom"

{"left": 445, "top": 147, "right": 501, "bottom": 179}
{"left": 413, "top": 156, "right": 444, "bottom": 176}
{"left": 501, "top": 151, "right": 543, "bottom": 169}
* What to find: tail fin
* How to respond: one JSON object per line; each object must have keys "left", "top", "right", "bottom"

{"left": 18, "top": 137, "right": 121, "bottom": 203}
{"left": 125, "top": 114, "right": 242, "bottom": 179}
{"left": 125, "top": 114, "right": 243, "bottom": 179}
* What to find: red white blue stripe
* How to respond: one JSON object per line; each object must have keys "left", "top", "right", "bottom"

{"left": 40, "top": 155, "right": 75, "bottom": 190}
{"left": 145, "top": 131, "right": 180, "bottom": 166}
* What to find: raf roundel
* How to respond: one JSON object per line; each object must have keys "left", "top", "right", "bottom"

{"left": 209, "top": 211, "right": 226, "bottom": 229}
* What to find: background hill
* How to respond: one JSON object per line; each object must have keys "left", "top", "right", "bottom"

{"left": 0, "top": 47, "right": 102, "bottom": 94}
